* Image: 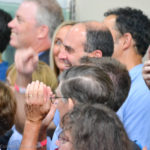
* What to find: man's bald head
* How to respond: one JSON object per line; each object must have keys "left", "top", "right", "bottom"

{"left": 57, "top": 21, "right": 114, "bottom": 71}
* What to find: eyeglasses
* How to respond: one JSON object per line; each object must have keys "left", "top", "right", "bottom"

{"left": 58, "top": 131, "right": 73, "bottom": 145}
{"left": 49, "top": 96, "right": 67, "bottom": 104}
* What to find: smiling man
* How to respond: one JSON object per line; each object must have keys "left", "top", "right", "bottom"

{"left": 8, "top": 0, "right": 63, "bottom": 64}
{"left": 7, "top": 0, "right": 64, "bottom": 150}
{"left": 56, "top": 21, "right": 114, "bottom": 71}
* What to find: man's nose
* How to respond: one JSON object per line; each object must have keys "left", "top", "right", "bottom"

{"left": 8, "top": 18, "right": 16, "bottom": 28}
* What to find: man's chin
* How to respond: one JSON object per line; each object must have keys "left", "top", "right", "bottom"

{"left": 60, "top": 66, "right": 71, "bottom": 72}
{"left": 65, "top": 66, "right": 73, "bottom": 71}
{"left": 9, "top": 40, "right": 18, "bottom": 48}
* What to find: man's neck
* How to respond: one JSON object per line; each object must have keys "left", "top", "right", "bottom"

{"left": 16, "top": 41, "right": 50, "bottom": 54}
{"left": 34, "top": 38, "right": 51, "bottom": 53}
{"left": 125, "top": 55, "right": 142, "bottom": 71}
{"left": 113, "top": 48, "right": 142, "bottom": 71}
{"left": 36, "top": 43, "right": 50, "bottom": 53}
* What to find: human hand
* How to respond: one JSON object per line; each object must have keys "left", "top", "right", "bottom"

{"left": 41, "top": 101, "right": 57, "bottom": 129}
{"left": 142, "top": 147, "right": 147, "bottom": 150}
{"left": 143, "top": 48, "right": 150, "bottom": 89}
{"left": 15, "top": 47, "right": 38, "bottom": 76}
{"left": 25, "top": 80, "right": 53, "bottom": 122}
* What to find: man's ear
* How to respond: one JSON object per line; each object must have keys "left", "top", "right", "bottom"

{"left": 37, "top": 25, "right": 49, "bottom": 39}
{"left": 88, "top": 50, "right": 102, "bottom": 58}
{"left": 122, "top": 33, "right": 132, "bottom": 50}
{"left": 68, "top": 98, "right": 75, "bottom": 110}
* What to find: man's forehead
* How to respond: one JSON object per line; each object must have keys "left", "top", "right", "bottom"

{"left": 16, "top": 1, "right": 38, "bottom": 21}
{"left": 64, "top": 24, "right": 86, "bottom": 46}
{"left": 69, "top": 23, "right": 86, "bottom": 36}
{"left": 103, "top": 15, "right": 117, "bottom": 29}
{"left": 103, "top": 15, "right": 122, "bottom": 40}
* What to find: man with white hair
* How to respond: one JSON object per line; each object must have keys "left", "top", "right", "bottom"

{"left": 7, "top": 0, "right": 63, "bottom": 149}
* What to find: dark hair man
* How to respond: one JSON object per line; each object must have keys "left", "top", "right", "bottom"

{"left": 104, "top": 7, "right": 150, "bottom": 149}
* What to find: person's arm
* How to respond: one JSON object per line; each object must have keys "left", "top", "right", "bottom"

{"left": 41, "top": 106, "right": 57, "bottom": 139}
{"left": 14, "top": 48, "right": 38, "bottom": 133}
{"left": 14, "top": 48, "right": 57, "bottom": 136}
{"left": 20, "top": 81, "right": 56, "bottom": 150}
{"left": 20, "top": 120, "right": 42, "bottom": 150}
{"left": 143, "top": 48, "right": 150, "bottom": 89}
{"left": 15, "top": 47, "right": 38, "bottom": 88}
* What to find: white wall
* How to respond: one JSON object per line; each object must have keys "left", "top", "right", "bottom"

{"left": 1, "top": 0, "right": 149, "bottom": 20}
{"left": 0, "top": 0, "right": 22, "bottom": 3}
{"left": 76, "top": 0, "right": 150, "bottom": 61}
{"left": 76, "top": 0, "right": 150, "bottom": 21}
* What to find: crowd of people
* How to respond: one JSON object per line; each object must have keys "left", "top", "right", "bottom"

{"left": 0, "top": 0, "right": 150, "bottom": 150}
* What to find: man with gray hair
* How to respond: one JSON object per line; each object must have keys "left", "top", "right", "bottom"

{"left": 7, "top": 0, "right": 63, "bottom": 149}
{"left": 8, "top": 0, "right": 64, "bottom": 64}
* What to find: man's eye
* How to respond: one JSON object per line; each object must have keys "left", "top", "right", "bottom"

{"left": 16, "top": 16, "right": 23, "bottom": 23}
{"left": 65, "top": 46, "right": 74, "bottom": 53}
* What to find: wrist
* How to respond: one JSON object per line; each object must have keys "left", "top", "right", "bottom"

{"left": 16, "top": 71, "right": 32, "bottom": 87}
{"left": 25, "top": 120, "right": 42, "bottom": 128}
{"left": 21, "top": 120, "right": 42, "bottom": 149}
{"left": 14, "top": 83, "right": 26, "bottom": 94}
{"left": 24, "top": 120, "right": 42, "bottom": 136}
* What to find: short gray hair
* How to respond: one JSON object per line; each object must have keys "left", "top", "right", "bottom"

{"left": 24, "top": 0, "right": 64, "bottom": 38}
